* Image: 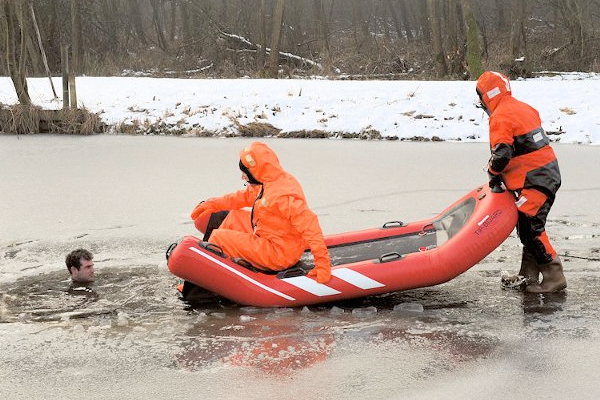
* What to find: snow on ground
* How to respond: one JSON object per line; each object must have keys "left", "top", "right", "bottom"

{"left": 0, "top": 72, "right": 598, "bottom": 144}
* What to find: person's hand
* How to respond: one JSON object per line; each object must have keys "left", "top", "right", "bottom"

{"left": 190, "top": 201, "right": 215, "bottom": 220}
{"left": 307, "top": 266, "right": 331, "bottom": 284}
{"left": 487, "top": 171, "right": 505, "bottom": 193}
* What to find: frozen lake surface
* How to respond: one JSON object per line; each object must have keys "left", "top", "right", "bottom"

{"left": 1, "top": 136, "right": 600, "bottom": 399}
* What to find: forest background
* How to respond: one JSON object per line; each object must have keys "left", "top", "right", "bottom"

{"left": 2, "top": 0, "right": 599, "bottom": 86}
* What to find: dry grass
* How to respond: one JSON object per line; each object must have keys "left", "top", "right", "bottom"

{"left": 559, "top": 107, "right": 577, "bottom": 115}
{"left": 0, "top": 104, "right": 104, "bottom": 134}
{"left": 230, "top": 120, "right": 281, "bottom": 137}
{"left": 0, "top": 104, "right": 41, "bottom": 134}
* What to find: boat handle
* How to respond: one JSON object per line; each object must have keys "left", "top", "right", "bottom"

{"left": 199, "top": 241, "right": 226, "bottom": 258}
{"left": 234, "top": 258, "right": 254, "bottom": 269}
{"left": 165, "top": 241, "right": 178, "bottom": 261}
{"left": 379, "top": 252, "right": 404, "bottom": 263}
{"left": 419, "top": 223, "right": 434, "bottom": 235}
{"left": 382, "top": 221, "right": 405, "bottom": 228}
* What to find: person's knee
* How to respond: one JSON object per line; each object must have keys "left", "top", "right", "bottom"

{"left": 220, "top": 209, "right": 252, "bottom": 232}
{"left": 522, "top": 232, "right": 555, "bottom": 264}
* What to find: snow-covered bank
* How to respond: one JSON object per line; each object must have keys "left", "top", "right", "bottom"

{"left": 1, "top": 73, "right": 598, "bottom": 143}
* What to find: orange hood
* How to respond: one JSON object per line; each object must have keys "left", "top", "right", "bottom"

{"left": 239, "top": 142, "right": 286, "bottom": 184}
{"left": 476, "top": 71, "right": 512, "bottom": 114}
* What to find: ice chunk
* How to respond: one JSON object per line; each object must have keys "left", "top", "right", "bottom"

{"left": 352, "top": 306, "right": 377, "bottom": 316}
{"left": 393, "top": 302, "right": 424, "bottom": 313}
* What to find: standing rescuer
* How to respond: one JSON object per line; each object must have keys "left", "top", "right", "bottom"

{"left": 476, "top": 71, "right": 566, "bottom": 293}
{"left": 190, "top": 141, "right": 332, "bottom": 283}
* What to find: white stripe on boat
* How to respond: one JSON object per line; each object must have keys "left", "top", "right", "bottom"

{"left": 188, "top": 247, "right": 296, "bottom": 301}
{"left": 282, "top": 276, "right": 341, "bottom": 296}
{"left": 332, "top": 268, "right": 385, "bottom": 289}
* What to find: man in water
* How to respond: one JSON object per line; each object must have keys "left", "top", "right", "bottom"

{"left": 66, "top": 248, "right": 96, "bottom": 295}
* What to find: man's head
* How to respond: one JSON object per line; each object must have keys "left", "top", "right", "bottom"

{"left": 65, "top": 249, "right": 95, "bottom": 283}
{"left": 476, "top": 71, "right": 512, "bottom": 116}
{"left": 238, "top": 142, "right": 284, "bottom": 185}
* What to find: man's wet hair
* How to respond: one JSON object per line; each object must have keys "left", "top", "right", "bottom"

{"left": 65, "top": 248, "right": 93, "bottom": 273}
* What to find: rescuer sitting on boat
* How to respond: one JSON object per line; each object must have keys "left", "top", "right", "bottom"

{"left": 190, "top": 141, "right": 332, "bottom": 283}
{"left": 476, "top": 71, "right": 566, "bottom": 293}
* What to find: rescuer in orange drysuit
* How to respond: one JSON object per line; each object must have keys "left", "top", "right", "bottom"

{"left": 476, "top": 71, "right": 566, "bottom": 293}
{"left": 190, "top": 141, "right": 331, "bottom": 283}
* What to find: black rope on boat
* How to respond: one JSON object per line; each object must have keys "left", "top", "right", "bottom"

{"left": 559, "top": 253, "right": 600, "bottom": 262}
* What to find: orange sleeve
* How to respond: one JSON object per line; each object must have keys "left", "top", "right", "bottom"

{"left": 488, "top": 113, "right": 514, "bottom": 149}
{"left": 205, "top": 185, "right": 261, "bottom": 212}
{"left": 282, "top": 197, "right": 331, "bottom": 272}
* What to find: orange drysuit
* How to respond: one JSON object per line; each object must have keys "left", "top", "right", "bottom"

{"left": 476, "top": 71, "right": 561, "bottom": 262}
{"left": 191, "top": 142, "right": 331, "bottom": 283}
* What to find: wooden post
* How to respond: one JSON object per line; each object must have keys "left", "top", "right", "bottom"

{"left": 61, "top": 44, "right": 70, "bottom": 109}
{"left": 69, "top": 71, "right": 77, "bottom": 109}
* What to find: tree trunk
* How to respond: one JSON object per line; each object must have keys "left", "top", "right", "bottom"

{"left": 398, "top": 0, "right": 414, "bottom": 42}
{"left": 495, "top": 0, "right": 507, "bottom": 30}
{"left": 388, "top": 0, "right": 404, "bottom": 41}
{"left": 30, "top": 1, "right": 57, "bottom": 97}
{"left": 448, "top": 0, "right": 466, "bottom": 76}
{"left": 510, "top": 0, "right": 526, "bottom": 58}
{"left": 71, "top": 0, "right": 82, "bottom": 75}
{"left": 562, "top": 0, "right": 585, "bottom": 60}
{"left": 312, "top": 0, "right": 330, "bottom": 60}
{"left": 352, "top": 0, "right": 371, "bottom": 53}
{"left": 427, "top": 0, "right": 447, "bottom": 77}
{"left": 1, "top": 0, "right": 32, "bottom": 105}
{"left": 257, "top": 0, "right": 267, "bottom": 73}
{"left": 169, "top": 0, "right": 176, "bottom": 42}
{"left": 418, "top": 0, "right": 431, "bottom": 43}
{"left": 268, "top": 0, "right": 285, "bottom": 78}
{"left": 108, "top": 0, "right": 120, "bottom": 54}
{"left": 150, "top": 0, "right": 170, "bottom": 54}
{"left": 17, "top": 1, "right": 42, "bottom": 76}
{"left": 130, "top": 0, "right": 148, "bottom": 46}
{"left": 461, "top": 0, "right": 483, "bottom": 80}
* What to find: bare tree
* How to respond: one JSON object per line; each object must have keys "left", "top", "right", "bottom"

{"left": 510, "top": 0, "right": 527, "bottom": 59}
{"left": 352, "top": 0, "right": 372, "bottom": 53}
{"left": 268, "top": 0, "right": 285, "bottom": 78}
{"left": 129, "top": 0, "right": 148, "bottom": 46}
{"left": 257, "top": 0, "right": 267, "bottom": 73}
{"left": 1, "top": 0, "right": 32, "bottom": 105}
{"left": 312, "top": 0, "right": 331, "bottom": 61}
{"left": 461, "top": 0, "right": 483, "bottom": 79}
{"left": 150, "top": 0, "right": 170, "bottom": 54}
{"left": 427, "top": 0, "right": 447, "bottom": 77}
{"left": 560, "top": 0, "right": 586, "bottom": 60}
{"left": 71, "top": 0, "right": 82, "bottom": 75}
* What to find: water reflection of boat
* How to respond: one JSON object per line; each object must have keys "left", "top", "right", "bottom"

{"left": 174, "top": 310, "right": 498, "bottom": 375}
{"left": 167, "top": 185, "right": 517, "bottom": 307}
{"left": 176, "top": 315, "right": 334, "bottom": 374}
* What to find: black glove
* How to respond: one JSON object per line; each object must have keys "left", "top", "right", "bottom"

{"left": 488, "top": 171, "right": 505, "bottom": 193}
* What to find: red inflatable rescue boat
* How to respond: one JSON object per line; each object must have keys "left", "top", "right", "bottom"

{"left": 167, "top": 184, "right": 517, "bottom": 307}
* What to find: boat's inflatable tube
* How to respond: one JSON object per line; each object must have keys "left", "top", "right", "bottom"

{"left": 167, "top": 184, "right": 518, "bottom": 307}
